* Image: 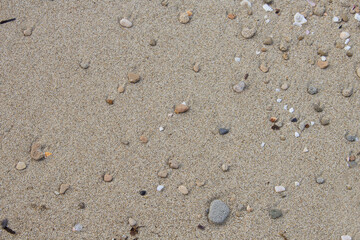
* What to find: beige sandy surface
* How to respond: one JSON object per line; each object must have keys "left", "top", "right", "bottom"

{"left": 1, "top": 0, "right": 360, "bottom": 239}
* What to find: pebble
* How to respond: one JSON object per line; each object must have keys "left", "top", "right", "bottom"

{"left": 157, "top": 170, "right": 168, "bottom": 178}
{"left": 340, "top": 32, "right": 350, "bottom": 39}
{"left": 59, "top": 183, "right": 70, "bottom": 194}
{"left": 169, "top": 159, "right": 180, "bottom": 169}
{"left": 119, "top": 18, "right": 133, "bottom": 28}
{"left": 79, "top": 59, "right": 90, "bottom": 69}
{"left": 139, "top": 190, "right": 147, "bottom": 196}
{"left": 344, "top": 46, "right": 351, "bottom": 51}
{"left": 320, "top": 56, "right": 326, "bottom": 61}
{"left": 221, "top": 163, "right": 229, "bottom": 172}
{"left": 320, "top": 116, "right": 330, "bottom": 126}
{"left": 307, "top": 86, "right": 318, "bottom": 95}
{"left": 178, "top": 185, "right": 188, "bottom": 195}
{"left": 106, "top": 98, "right": 114, "bottom": 105}
{"left": 314, "top": 4, "right": 326, "bottom": 16}
{"left": 260, "top": 63, "right": 269, "bottom": 73}
{"left": 72, "top": 223, "right": 83, "bottom": 232}
{"left": 263, "top": 37, "right": 273, "bottom": 45}
{"left": 345, "top": 134, "right": 357, "bottom": 142}
{"left": 219, "top": 128, "right": 229, "bottom": 135}
{"left": 228, "top": 13, "right": 236, "bottom": 19}
{"left": 276, "top": 98, "right": 282, "bottom": 103}
{"left": 313, "top": 102, "right": 324, "bottom": 112}
{"left": 341, "top": 13, "right": 349, "bottom": 22}
{"left": 117, "top": 85, "right": 125, "bottom": 93}
{"left": 128, "top": 72, "right": 140, "bottom": 83}
{"left": 341, "top": 236, "right": 352, "bottom": 240}
{"left": 316, "top": 177, "right": 325, "bottom": 184}
{"left": 159, "top": 126, "right": 164, "bottom": 131}
{"left": 208, "top": 200, "right": 230, "bottom": 224}
{"left": 293, "top": 12, "right": 307, "bottom": 26}
{"left": 269, "top": 209, "right": 283, "bottom": 219}
{"left": 279, "top": 40, "right": 289, "bottom": 52}
{"left": 241, "top": 27, "right": 257, "bottom": 39}
{"left": 157, "top": 185, "right": 164, "bottom": 191}
{"left": 174, "top": 104, "right": 189, "bottom": 114}
{"left": 275, "top": 186, "right": 285, "bottom": 193}
{"left": 289, "top": 108, "right": 294, "bottom": 113}
{"left": 196, "top": 180, "right": 205, "bottom": 187}
{"left": 16, "top": 162, "right": 27, "bottom": 170}
{"left": 336, "top": 41, "right": 345, "bottom": 49}
{"left": 103, "top": 174, "right": 113, "bottom": 182}
{"left": 179, "top": 12, "right": 190, "bottom": 24}
{"left": 356, "top": 67, "right": 360, "bottom": 78}
{"left": 78, "top": 202, "right": 86, "bottom": 209}
{"left": 333, "top": 16, "right": 341, "bottom": 23}
{"left": 295, "top": 181, "right": 300, "bottom": 186}
{"left": 317, "top": 59, "right": 329, "bottom": 69}
{"left": 233, "top": 81, "right": 246, "bottom": 93}
{"left": 128, "top": 218, "right": 137, "bottom": 226}
{"left": 235, "top": 57, "right": 241, "bottom": 62}
{"left": 342, "top": 87, "right": 353, "bottom": 97}
{"left": 149, "top": 39, "right": 157, "bottom": 46}
{"left": 23, "top": 27, "right": 33, "bottom": 36}
{"left": 246, "top": 205, "right": 253, "bottom": 212}
{"left": 193, "top": 62, "right": 200, "bottom": 72}
{"left": 30, "top": 142, "right": 44, "bottom": 161}
{"left": 140, "top": 135, "right": 148, "bottom": 143}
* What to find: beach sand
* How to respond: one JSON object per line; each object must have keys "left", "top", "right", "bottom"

{"left": 1, "top": 0, "right": 360, "bottom": 239}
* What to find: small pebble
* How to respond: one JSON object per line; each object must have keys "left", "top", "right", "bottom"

{"left": 139, "top": 190, "right": 147, "bottom": 196}
{"left": 260, "top": 63, "right": 269, "bottom": 73}
{"left": 159, "top": 126, "right": 164, "bottom": 131}
{"left": 72, "top": 223, "right": 83, "bottom": 232}
{"left": 117, "top": 85, "right": 125, "bottom": 93}
{"left": 316, "top": 177, "right": 325, "bottom": 184}
{"left": 16, "top": 162, "right": 26, "bottom": 170}
{"left": 179, "top": 12, "right": 190, "bottom": 24}
{"left": 219, "top": 128, "right": 230, "bottom": 135}
{"left": 269, "top": 209, "right": 283, "bottom": 219}
{"left": 140, "top": 135, "right": 148, "bottom": 143}
{"left": 277, "top": 98, "right": 282, "bottom": 103}
{"left": 149, "top": 39, "right": 157, "bottom": 46}
{"left": 241, "top": 27, "right": 257, "bottom": 39}
{"left": 208, "top": 200, "right": 230, "bottom": 224}
{"left": 79, "top": 59, "right": 90, "bottom": 69}
{"left": 320, "top": 116, "right": 330, "bottom": 126}
{"left": 313, "top": 102, "right": 324, "bottom": 112}
{"left": 275, "top": 186, "right": 285, "bottom": 193}
{"left": 295, "top": 132, "right": 300, "bottom": 138}
{"left": 344, "top": 46, "right": 351, "bottom": 51}
{"left": 23, "top": 27, "right": 33, "bottom": 36}
{"left": 314, "top": 4, "right": 326, "bottom": 16}
{"left": 342, "top": 87, "right": 353, "bottom": 97}
{"left": 235, "top": 57, "right": 241, "bottom": 62}
{"left": 193, "top": 62, "right": 200, "bottom": 72}
{"left": 317, "top": 59, "right": 329, "bottom": 69}
{"left": 59, "top": 183, "right": 70, "bottom": 194}
{"left": 221, "top": 163, "right": 229, "bottom": 172}
{"left": 340, "top": 32, "right": 350, "bottom": 39}
{"left": 174, "top": 104, "right": 189, "bottom": 114}
{"left": 333, "top": 16, "right": 341, "bottom": 23}
{"left": 341, "top": 236, "right": 352, "bottom": 240}
{"left": 178, "top": 185, "right": 188, "bottom": 195}
{"left": 263, "top": 37, "right": 273, "bottom": 45}
{"left": 196, "top": 180, "right": 205, "bottom": 187}
{"left": 119, "top": 18, "right": 133, "bottom": 28}
{"left": 233, "top": 81, "right": 246, "bottom": 93}
{"left": 106, "top": 98, "right": 114, "bottom": 105}
{"left": 345, "top": 134, "right": 357, "bottom": 142}
{"left": 157, "top": 170, "right": 168, "bottom": 178}
{"left": 246, "top": 205, "right": 253, "bottom": 212}
{"left": 341, "top": 13, "right": 349, "bottom": 22}
{"left": 31, "top": 142, "right": 44, "bottom": 160}
{"left": 307, "top": 86, "right": 318, "bottom": 95}
{"left": 128, "top": 218, "right": 137, "bottom": 226}
{"left": 320, "top": 56, "right": 326, "bottom": 61}
{"left": 169, "top": 159, "right": 180, "bottom": 169}
{"left": 128, "top": 72, "right": 140, "bottom": 83}
{"left": 228, "top": 13, "right": 236, "bottom": 19}
{"left": 157, "top": 185, "right": 164, "bottom": 191}
{"left": 279, "top": 40, "right": 289, "bottom": 52}
{"left": 281, "top": 82, "right": 289, "bottom": 90}
{"left": 78, "top": 202, "right": 86, "bottom": 209}
{"left": 356, "top": 68, "right": 360, "bottom": 78}
{"left": 103, "top": 174, "right": 113, "bottom": 182}
{"left": 289, "top": 108, "right": 294, "bottom": 113}
{"left": 295, "top": 181, "right": 300, "bottom": 186}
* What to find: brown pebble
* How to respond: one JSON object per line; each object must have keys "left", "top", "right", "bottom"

{"left": 157, "top": 170, "right": 168, "bottom": 178}
{"left": 193, "top": 62, "right": 200, "bottom": 72}
{"left": 261, "top": 47, "right": 267, "bottom": 52}
{"left": 298, "top": 35, "right": 304, "bottom": 41}
{"left": 178, "top": 185, "right": 188, "bottom": 195}
{"left": 139, "top": 135, "right": 148, "bottom": 143}
{"left": 263, "top": 37, "right": 273, "bottom": 45}
{"left": 31, "top": 142, "right": 44, "bottom": 161}
{"left": 282, "top": 53, "right": 289, "bottom": 60}
{"left": 346, "top": 51, "right": 353, "bottom": 57}
{"left": 174, "top": 104, "right": 189, "bottom": 114}
{"left": 335, "top": 41, "right": 345, "bottom": 49}
{"left": 320, "top": 116, "right": 330, "bottom": 126}
{"left": 228, "top": 13, "right": 236, "bottom": 19}
{"left": 280, "top": 135, "right": 286, "bottom": 141}
{"left": 104, "top": 174, "right": 113, "bottom": 182}
{"left": 279, "top": 40, "right": 289, "bottom": 52}
{"left": 128, "top": 72, "right": 140, "bottom": 83}
{"left": 106, "top": 99, "right": 114, "bottom": 105}
{"left": 341, "top": 13, "right": 349, "bottom": 22}
{"left": 169, "top": 159, "right": 180, "bottom": 169}
{"left": 59, "top": 184, "right": 70, "bottom": 194}
{"left": 179, "top": 12, "right": 190, "bottom": 24}
{"left": 149, "top": 39, "right": 157, "bottom": 46}
{"left": 16, "top": 162, "right": 27, "bottom": 170}
{"left": 246, "top": 205, "right": 253, "bottom": 212}
{"left": 317, "top": 59, "right": 329, "bottom": 69}
{"left": 260, "top": 63, "right": 269, "bottom": 73}
{"left": 235, "top": 211, "right": 241, "bottom": 217}
{"left": 23, "top": 27, "right": 33, "bottom": 36}
{"left": 118, "top": 85, "right": 125, "bottom": 93}
{"left": 349, "top": 155, "right": 356, "bottom": 161}
{"left": 270, "top": 117, "right": 278, "bottom": 123}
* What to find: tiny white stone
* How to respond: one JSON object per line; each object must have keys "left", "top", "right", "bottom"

{"left": 341, "top": 235, "right": 352, "bottom": 240}
{"left": 275, "top": 88, "right": 280, "bottom": 92}
{"left": 275, "top": 186, "right": 286, "bottom": 193}
{"left": 265, "top": 19, "right": 270, "bottom": 24}
{"left": 263, "top": 4, "right": 273, "bottom": 12}
{"left": 295, "top": 132, "right": 300, "bottom": 138}
{"left": 261, "top": 142, "right": 265, "bottom": 148}
{"left": 340, "top": 31, "right": 350, "bottom": 39}
{"left": 293, "top": 13, "right": 307, "bottom": 26}
{"left": 320, "top": 56, "right": 326, "bottom": 61}
{"left": 303, "top": 147, "right": 309, "bottom": 153}
{"left": 289, "top": 107, "right": 294, "bottom": 113}
{"left": 168, "top": 113, "right": 173, "bottom": 117}
{"left": 332, "top": 16, "right": 340, "bottom": 23}
{"left": 295, "top": 181, "right": 300, "bottom": 186}
{"left": 344, "top": 45, "right": 351, "bottom": 51}
{"left": 344, "top": 38, "right": 350, "bottom": 45}
{"left": 54, "top": 191, "right": 60, "bottom": 195}
{"left": 277, "top": 98, "right": 282, "bottom": 103}
{"left": 310, "top": 121, "right": 315, "bottom": 125}
{"left": 119, "top": 18, "right": 133, "bottom": 28}
{"left": 305, "top": 30, "right": 310, "bottom": 35}
{"left": 283, "top": 105, "right": 288, "bottom": 110}
{"left": 256, "top": 50, "right": 261, "bottom": 55}
{"left": 355, "top": 13, "right": 360, "bottom": 21}
{"left": 159, "top": 126, "right": 164, "bottom": 131}
{"left": 182, "top": 102, "right": 187, "bottom": 105}
{"left": 157, "top": 185, "right": 164, "bottom": 191}
{"left": 73, "top": 223, "right": 83, "bottom": 232}
{"left": 235, "top": 57, "right": 241, "bottom": 62}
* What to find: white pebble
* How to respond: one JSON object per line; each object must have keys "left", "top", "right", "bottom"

{"left": 275, "top": 186, "right": 286, "bottom": 193}
{"left": 344, "top": 38, "right": 350, "bottom": 45}
{"left": 168, "top": 113, "right": 173, "bottom": 117}
{"left": 275, "top": 88, "right": 280, "bottom": 92}
{"left": 310, "top": 121, "right": 315, "bottom": 125}
{"left": 256, "top": 50, "right": 261, "bottom": 55}
{"left": 157, "top": 185, "right": 164, "bottom": 191}
{"left": 263, "top": 4, "right": 273, "bottom": 12}
{"left": 277, "top": 98, "right": 282, "bottom": 103}
{"left": 295, "top": 132, "right": 300, "bottom": 138}
{"left": 265, "top": 19, "right": 270, "bottom": 24}
{"left": 261, "top": 142, "right": 265, "bottom": 148}
{"left": 341, "top": 236, "right": 352, "bottom": 240}
{"left": 293, "top": 13, "right": 307, "bottom": 26}
{"left": 73, "top": 223, "right": 83, "bottom": 232}
{"left": 355, "top": 13, "right": 360, "bottom": 21}
{"left": 320, "top": 56, "right": 326, "bottom": 61}
{"left": 235, "top": 57, "right": 241, "bottom": 62}
{"left": 159, "top": 126, "right": 164, "bottom": 131}
{"left": 119, "top": 18, "right": 133, "bottom": 28}
{"left": 289, "top": 107, "right": 294, "bottom": 113}
{"left": 344, "top": 46, "right": 351, "bottom": 51}
{"left": 303, "top": 147, "right": 309, "bottom": 153}
{"left": 295, "top": 182, "right": 300, "bottom": 186}
{"left": 332, "top": 16, "right": 340, "bottom": 23}
{"left": 283, "top": 105, "right": 288, "bottom": 110}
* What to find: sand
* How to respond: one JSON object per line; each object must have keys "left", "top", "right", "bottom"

{"left": 1, "top": 0, "right": 360, "bottom": 239}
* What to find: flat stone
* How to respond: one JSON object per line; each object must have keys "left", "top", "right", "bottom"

{"left": 117, "top": 85, "right": 125, "bottom": 93}
{"left": 345, "top": 134, "right": 357, "bottom": 142}
{"left": 313, "top": 101, "right": 324, "bottom": 112}
{"left": 119, "top": 18, "right": 133, "bottom": 28}
{"left": 316, "top": 177, "right": 325, "bottom": 184}
{"left": 179, "top": 12, "right": 190, "bottom": 24}
{"left": 233, "top": 81, "right": 246, "bottom": 93}
{"left": 269, "top": 209, "right": 283, "bottom": 219}
{"left": 340, "top": 32, "right": 350, "bottom": 39}
{"left": 178, "top": 185, "right": 188, "bottom": 195}
{"left": 341, "top": 236, "right": 352, "bottom": 240}
{"left": 128, "top": 218, "right": 137, "bottom": 226}
{"left": 219, "top": 128, "right": 229, "bottom": 135}
{"left": 196, "top": 180, "right": 205, "bottom": 186}
{"left": 169, "top": 159, "right": 180, "bottom": 169}
{"left": 23, "top": 27, "right": 33, "bottom": 36}
{"left": 317, "top": 59, "right": 329, "bottom": 69}
{"left": 241, "top": 27, "right": 257, "bottom": 39}
{"left": 59, "top": 183, "right": 70, "bottom": 194}
{"left": 263, "top": 37, "right": 273, "bottom": 45}
{"left": 281, "top": 82, "right": 289, "bottom": 90}
{"left": 320, "top": 116, "right": 330, "bottom": 126}
{"left": 356, "top": 68, "right": 360, "bottom": 78}
{"left": 342, "top": 87, "right": 353, "bottom": 97}
{"left": 314, "top": 4, "right": 326, "bottom": 16}
{"left": 174, "top": 104, "right": 189, "bottom": 114}
{"left": 208, "top": 200, "right": 230, "bottom": 224}
{"left": 103, "top": 174, "right": 113, "bottom": 182}
{"left": 31, "top": 142, "right": 44, "bottom": 161}
{"left": 260, "top": 63, "right": 269, "bottom": 73}
{"left": 157, "top": 170, "right": 168, "bottom": 178}
{"left": 307, "top": 86, "right": 318, "bottom": 95}
{"left": 128, "top": 72, "right": 140, "bottom": 83}
{"left": 193, "top": 62, "right": 200, "bottom": 72}
{"left": 341, "top": 13, "right": 349, "bottom": 22}
{"left": 275, "top": 186, "right": 285, "bottom": 192}
{"left": 16, "top": 162, "right": 27, "bottom": 170}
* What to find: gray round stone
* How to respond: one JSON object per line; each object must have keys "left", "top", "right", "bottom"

{"left": 208, "top": 200, "right": 230, "bottom": 224}
{"left": 316, "top": 177, "right": 325, "bottom": 184}
{"left": 269, "top": 209, "right": 283, "bottom": 219}
{"left": 307, "top": 86, "right": 318, "bottom": 95}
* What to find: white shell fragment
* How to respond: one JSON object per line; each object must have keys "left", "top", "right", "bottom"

{"left": 293, "top": 13, "right": 307, "bottom": 27}
{"left": 263, "top": 4, "right": 273, "bottom": 12}
{"left": 355, "top": 13, "right": 360, "bottom": 22}
{"left": 332, "top": 16, "right": 341, "bottom": 23}
{"left": 344, "top": 46, "right": 351, "bottom": 51}
{"left": 295, "top": 132, "right": 300, "bottom": 138}
{"left": 275, "top": 186, "right": 286, "bottom": 193}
